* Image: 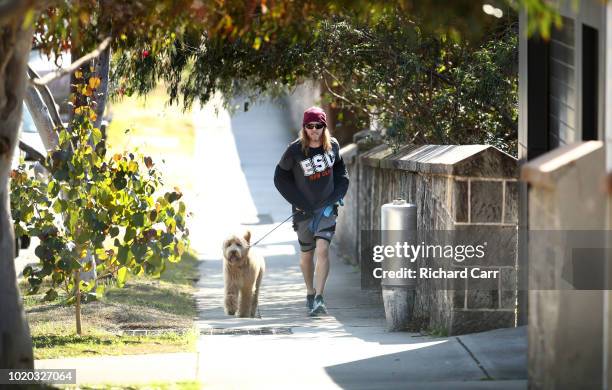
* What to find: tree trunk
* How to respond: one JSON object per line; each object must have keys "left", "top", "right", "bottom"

{"left": 74, "top": 270, "right": 82, "bottom": 335}
{"left": 0, "top": 21, "right": 34, "bottom": 369}
{"left": 95, "top": 0, "right": 112, "bottom": 133}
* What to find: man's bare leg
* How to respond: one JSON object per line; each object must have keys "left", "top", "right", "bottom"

{"left": 314, "top": 239, "right": 330, "bottom": 295}
{"left": 300, "top": 249, "right": 316, "bottom": 295}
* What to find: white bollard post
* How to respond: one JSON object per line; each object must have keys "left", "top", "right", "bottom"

{"left": 381, "top": 199, "right": 417, "bottom": 331}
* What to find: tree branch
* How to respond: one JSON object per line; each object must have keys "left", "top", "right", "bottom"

{"left": 322, "top": 70, "right": 373, "bottom": 116}
{"left": 27, "top": 66, "right": 64, "bottom": 129}
{"left": 429, "top": 68, "right": 517, "bottom": 131}
{"left": 30, "top": 37, "right": 112, "bottom": 86}
{"left": 24, "top": 81, "right": 59, "bottom": 151}
{"left": 93, "top": 45, "right": 111, "bottom": 130}
{"left": 18, "top": 140, "right": 46, "bottom": 165}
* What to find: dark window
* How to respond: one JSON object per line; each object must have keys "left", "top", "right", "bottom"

{"left": 526, "top": 37, "right": 550, "bottom": 160}
{"left": 548, "top": 17, "right": 576, "bottom": 148}
{"left": 582, "top": 25, "right": 598, "bottom": 141}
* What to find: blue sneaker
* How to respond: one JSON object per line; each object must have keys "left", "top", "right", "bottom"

{"left": 306, "top": 291, "right": 316, "bottom": 311}
{"left": 309, "top": 295, "right": 328, "bottom": 316}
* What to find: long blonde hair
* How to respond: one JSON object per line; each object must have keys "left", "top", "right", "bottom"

{"left": 300, "top": 127, "right": 332, "bottom": 156}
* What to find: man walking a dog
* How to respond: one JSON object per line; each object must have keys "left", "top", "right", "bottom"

{"left": 274, "top": 106, "right": 349, "bottom": 316}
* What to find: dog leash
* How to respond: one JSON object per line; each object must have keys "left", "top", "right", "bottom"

{"left": 249, "top": 199, "right": 344, "bottom": 248}
{"left": 249, "top": 211, "right": 301, "bottom": 248}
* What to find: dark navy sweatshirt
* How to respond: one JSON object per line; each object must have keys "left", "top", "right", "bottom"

{"left": 274, "top": 137, "right": 349, "bottom": 221}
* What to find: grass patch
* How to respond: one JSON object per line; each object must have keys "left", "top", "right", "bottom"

{"left": 22, "top": 251, "right": 200, "bottom": 359}
{"left": 159, "top": 250, "right": 200, "bottom": 285}
{"left": 59, "top": 381, "right": 201, "bottom": 390}
{"left": 106, "top": 85, "right": 195, "bottom": 157}
{"left": 33, "top": 329, "right": 197, "bottom": 360}
{"left": 105, "top": 85, "right": 196, "bottom": 192}
{"left": 426, "top": 325, "right": 449, "bottom": 338}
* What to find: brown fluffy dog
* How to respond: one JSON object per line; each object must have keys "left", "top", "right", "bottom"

{"left": 222, "top": 231, "right": 265, "bottom": 318}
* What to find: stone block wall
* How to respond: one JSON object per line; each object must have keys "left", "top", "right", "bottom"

{"left": 334, "top": 143, "right": 359, "bottom": 263}
{"left": 335, "top": 142, "right": 519, "bottom": 335}
{"left": 521, "top": 141, "right": 606, "bottom": 390}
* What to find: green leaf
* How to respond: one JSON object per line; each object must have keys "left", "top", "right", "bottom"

{"left": 128, "top": 161, "right": 138, "bottom": 173}
{"left": 168, "top": 253, "right": 181, "bottom": 263}
{"left": 52, "top": 199, "right": 63, "bottom": 213}
{"left": 68, "top": 188, "right": 78, "bottom": 200}
{"left": 83, "top": 280, "right": 96, "bottom": 293}
{"left": 54, "top": 167, "right": 69, "bottom": 181}
{"left": 160, "top": 232, "right": 174, "bottom": 247}
{"left": 132, "top": 242, "right": 147, "bottom": 262}
{"left": 165, "top": 192, "right": 182, "bottom": 203}
{"left": 175, "top": 240, "right": 186, "bottom": 257}
{"left": 75, "top": 230, "right": 90, "bottom": 245}
{"left": 110, "top": 226, "right": 120, "bottom": 238}
{"left": 95, "top": 141, "right": 107, "bottom": 158}
{"left": 68, "top": 212, "right": 78, "bottom": 233}
{"left": 58, "top": 130, "right": 70, "bottom": 145}
{"left": 41, "top": 261, "right": 54, "bottom": 276}
{"left": 70, "top": 258, "right": 82, "bottom": 271}
{"left": 53, "top": 149, "right": 70, "bottom": 162}
{"left": 91, "top": 127, "right": 103, "bottom": 145}
{"left": 147, "top": 252, "right": 163, "bottom": 269}
{"left": 22, "top": 204, "right": 34, "bottom": 222}
{"left": 34, "top": 245, "right": 51, "bottom": 261}
{"left": 43, "top": 288, "right": 59, "bottom": 302}
{"left": 165, "top": 218, "right": 176, "bottom": 234}
{"left": 253, "top": 36, "right": 262, "bottom": 50}
{"left": 117, "top": 267, "right": 128, "bottom": 287}
{"left": 57, "top": 259, "right": 71, "bottom": 272}
{"left": 22, "top": 266, "right": 33, "bottom": 278}
{"left": 131, "top": 213, "right": 145, "bottom": 227}
{"left": 124, "top": 227, "right": 136, "bottom": 242}
{"left": 113, "top": 177, "right": 127, "bottom": 190}
{"left": 95, "top": 284, "right": 106, "bottom": 297}
{"left": 52, "top": 272, "right": 65, "bottom": 285}
{"left": 174, "top": 215, "right": 184, "bottom": 228}
{"left": 117, "top": 246, "right": 131, "bottom": 265}
{"left": 47, "top": 181, "right": 60, "bottom": 198}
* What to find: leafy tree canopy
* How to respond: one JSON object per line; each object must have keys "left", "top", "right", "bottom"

{"left": 107, "top": 8, "right": 518, "bottom": 154}
{"left": 25, "top": 0, "right": 565, "bottom": 157}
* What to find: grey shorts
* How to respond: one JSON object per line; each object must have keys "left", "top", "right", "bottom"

{"left": 294, "top": 212, "right": 337, "bottom": 252}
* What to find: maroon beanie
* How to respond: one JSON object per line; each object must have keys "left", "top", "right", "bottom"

{"left": 302, "top": 106, "right": 327, "bottom": 127}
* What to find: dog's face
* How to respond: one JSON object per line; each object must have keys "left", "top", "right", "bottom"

{"left": 222, "top": 231, "right": 251, "bottom": 266}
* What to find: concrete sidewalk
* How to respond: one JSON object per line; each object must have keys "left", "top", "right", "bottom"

{"left": 36, "top": 352, "right": 199, "bottom": 385}
{"left": 197, "top": 242, "right": 527, "bottom": 389}
{"left": 193, "top": 97, "right": 528, "bottom": 389}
